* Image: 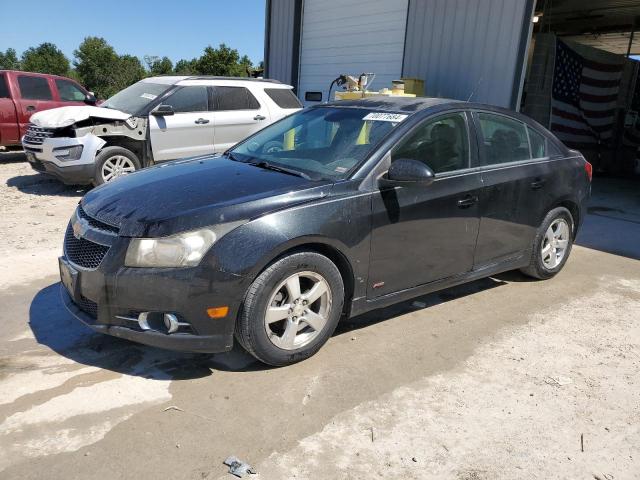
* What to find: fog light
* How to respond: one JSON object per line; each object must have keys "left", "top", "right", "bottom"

{"left": 54, "top": 145, "right": 83, "bottom": 161}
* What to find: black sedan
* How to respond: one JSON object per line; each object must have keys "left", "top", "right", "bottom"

{"left": 60, "top": 97, "right": 592, "bottom": 366}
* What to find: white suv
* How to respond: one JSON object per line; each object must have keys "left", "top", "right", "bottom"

{"left": 22, "top": 76, "right": 302, "bottom": 186}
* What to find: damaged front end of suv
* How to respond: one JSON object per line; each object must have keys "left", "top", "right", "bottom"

{"left": 22, "top": 107, "right": 148, "bottom": 185}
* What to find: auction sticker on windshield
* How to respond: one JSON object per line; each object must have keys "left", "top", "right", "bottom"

{"left": 363, "top": 112, "right": 408, "bottom": 122}
{"left": 140, "top": 93, "right": 158, "bottom": 100}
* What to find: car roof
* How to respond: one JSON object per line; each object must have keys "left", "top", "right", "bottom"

{"left": 323, "top": 96, "right": 461, "bottom": 114}
{"left": 141, "top": 75, "right": 288, "bottom": 88}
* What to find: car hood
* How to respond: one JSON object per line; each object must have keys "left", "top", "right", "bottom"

{"left": 30, "top": 106, "right": 131, "bottom": 128}
{"left": 81, "top": 156, "right": 333, "bottom": 237}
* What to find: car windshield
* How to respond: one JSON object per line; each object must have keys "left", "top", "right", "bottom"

{"left": 229, "top": 107, "right": 406, "bottom": 180}
{"left": 101, "top": 81, "right": 170, "bottom": 115}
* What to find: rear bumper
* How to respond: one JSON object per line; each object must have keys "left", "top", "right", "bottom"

{"left": 61, "top": 286, "right": 234, "bottom": 353}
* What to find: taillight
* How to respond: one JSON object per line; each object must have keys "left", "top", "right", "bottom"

{"left": 584, "top": 160, "right": 593, "bottom": 182}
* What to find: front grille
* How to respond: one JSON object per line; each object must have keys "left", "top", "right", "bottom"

{"left": 23, "top": 124, "right": 56, "bottom": 145}
{"left": 77, "top": 205, "right": 119, "bottom": 233}
{"left": 64, "top": 223, "right": 110, "bottom": 269}
{"left": 77, "top": 296, "right": 98, "bottom": 318}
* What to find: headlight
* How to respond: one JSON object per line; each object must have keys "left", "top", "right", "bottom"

{"left": 125, "top": 228, "right": 217, "bottom": 267}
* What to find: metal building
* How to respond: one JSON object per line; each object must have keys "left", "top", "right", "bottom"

{"left": 264, "top": 0, "right": 536, "bottom": 109}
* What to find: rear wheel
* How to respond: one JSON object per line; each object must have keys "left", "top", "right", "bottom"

{"left": 521, "top": 207, "right": 574, "bottom": 279}
{"left": 235, "top": 251, "right": 344, "bottom": 366}
{"left": 93, "top": 147, "right": 141, "bottom": 186}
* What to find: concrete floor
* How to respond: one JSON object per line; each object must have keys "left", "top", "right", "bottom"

{"left": 0, "top": 156, "right": 638, "bottom": 479}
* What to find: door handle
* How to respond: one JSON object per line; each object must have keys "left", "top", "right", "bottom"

{"left": 530, "top": 178, "right": 546, "bottom": 190}
{"left": 253, "top": 115, "right": 266, "bottom": 121}
{"left": 194, "top": 118, "right": 210, "bottom": 124}
{"left": 457, "top": 194, "right": 478, "bottom": 208}
{"left": 26, "top": 105, "right": 36, "bottom": 112}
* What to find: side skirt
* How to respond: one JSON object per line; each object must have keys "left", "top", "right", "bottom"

{"left": 348, "top": 253, "right": 528, "bottom": 318}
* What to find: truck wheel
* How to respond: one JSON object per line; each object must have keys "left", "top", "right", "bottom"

{"left": 235, "top": 251, "right": 344, "bottom": 367}
{"left": 520, "top": 207, "right": 574, "bottom": 280}
{"left": 93, "top": 147, "right": 141, "bottom": 186}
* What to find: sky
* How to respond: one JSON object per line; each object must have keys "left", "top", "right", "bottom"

{"left": 0, "top": 0, "right": 266, "bottom": 66}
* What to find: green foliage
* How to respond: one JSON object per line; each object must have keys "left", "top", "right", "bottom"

{"left": 21, "top": 43, "right": 70, "bottom": 76}
{"left": 73, "top": 37, "right": 120, "bottom": 98}
{"left": 145, "top": 56, "right": 173, "bottom": 76}
{"left": 196, "top": 43, "right": 248, "bottom": 77}
{"left": 174, "top": 58, "right": 198, "bottom": 75}
{"left": 3, "top": 37, "right": 262, "bottom": 99}
{"left": 0, "top": 48, "right": 20, "bottom": 70}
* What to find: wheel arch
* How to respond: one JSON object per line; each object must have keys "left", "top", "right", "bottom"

{"left": 553, "top": 199, "right": 581, "bottom": 238}
{"left": 250, "top": 239, "right": 356, "bottom": 317}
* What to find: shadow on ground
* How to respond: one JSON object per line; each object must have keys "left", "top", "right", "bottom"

{"left": 29, "top": 283, "right": 268, "bottom": 381}
{"left": 7, "top": 173, "right": 87, "bottom": 197}
{"left": 0, "top": 151, "right": 27, "bottom": 163}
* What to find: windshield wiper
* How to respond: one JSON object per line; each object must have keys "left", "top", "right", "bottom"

{"left": 250, "top": 161, "right": 312, "bottom": 180}
{"left": 226, "top": 151, "right": 249, "bottom": 163}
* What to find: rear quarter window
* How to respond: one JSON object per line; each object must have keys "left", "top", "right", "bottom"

{"left": 18, "top": 76, "right": 53, "bottom": 100}
{"left": 264, "top": 88, "right": 302, "bottom": 109}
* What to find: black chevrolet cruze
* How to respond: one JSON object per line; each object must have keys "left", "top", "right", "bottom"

{"left": 60, "top": 97, "right": 591, "bottom": 366}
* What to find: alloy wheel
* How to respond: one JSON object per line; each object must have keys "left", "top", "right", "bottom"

{"left": 264, "top": 271, "right": 332, "bottom": 350}
{"left": 101, "top": 155, "right": 136, "bottom": 182}
{"left": 541, "top": 218, "right": 570, "bottom": 269}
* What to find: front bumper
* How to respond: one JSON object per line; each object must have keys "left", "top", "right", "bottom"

{"left": 61, "top": 286, "right": 234, "bottom": 353}
{"left": 22, "top": 133, "right": 105, "bottom": 185}
{"left": 58, "top": 225, "right": 247, "bottom": 353}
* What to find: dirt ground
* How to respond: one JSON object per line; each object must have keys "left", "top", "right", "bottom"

{"left": 0, "top": 152, "right": 639, "bottom": 480}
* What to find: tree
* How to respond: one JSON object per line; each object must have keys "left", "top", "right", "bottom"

{"left": 146, "top": 56, "right": 173, "bottom": 76}
{"left": 0, "top": 48, "right": 20, "bottom": 70}
{"left": 196, "top": 43, "right": 243, "bottom": 76}
{"left": 114, "top": 55, "right": 146, "bottom": 91}
{"left": 21, "top": 43, "right": 69, "bottom": 75}
{"left": 74, "top": 37, "right": 120, "bottom": 98}
{"left": 174, "top": 58, "right": 198, "bottom": 75}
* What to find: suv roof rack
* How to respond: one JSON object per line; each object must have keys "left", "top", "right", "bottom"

{"left": 185, "top": 76, "right": 282, "bottom": 84}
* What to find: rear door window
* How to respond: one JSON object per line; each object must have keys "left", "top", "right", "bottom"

{"left": 164, "top": 86, "right": 209, "bottom": 112}
{"left": 264, "top": 88, "right": 302, "bottom": 109}
{"left": 214, "top": 86, "right": 260, "bottom": 110}
{"left": 476, "top": 112, "right": 531, "bottom": 165}
{"left": 56, "top": 79, "right": 87, "bottom": 102}
{"left": 0, "top": 74, "right": 9, "bottom": 98}
{"left": 18, "top": 76, "right": 53, "bottom": 100}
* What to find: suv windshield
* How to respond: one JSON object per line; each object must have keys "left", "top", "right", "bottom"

{"left": 230, "top": 107, "right": 403, "bottom": 180}
{"left": 101, "top": 81, "right": 170, "bottom": 115}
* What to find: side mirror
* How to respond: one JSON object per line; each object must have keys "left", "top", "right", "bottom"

{"left": 152, "top": 104, "right": 175, "bottom": 116}
{"left": 379, "top": 158, "right": 435, "bottom": 187}
{"left": 84, "top": 92, "right": 97, "bottom": 105}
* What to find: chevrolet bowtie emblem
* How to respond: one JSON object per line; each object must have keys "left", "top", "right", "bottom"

{"left": 72, "top": 216, "right": 88, "bottom": 239}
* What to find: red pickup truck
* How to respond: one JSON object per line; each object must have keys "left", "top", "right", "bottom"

{"left": 0, "top": 70, "right": 96, "bottom": 148}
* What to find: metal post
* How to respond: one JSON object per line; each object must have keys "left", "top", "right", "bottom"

{"left": 627, "top": 22, "right": 635, "bottom": 58}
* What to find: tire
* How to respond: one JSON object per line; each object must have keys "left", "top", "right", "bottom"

{"left": 92, "top": 146, "right": 141, "bottom": 186}
{"left": 520, "top": 207, "right": 574, "bottom": 280}
{"left": 235, "top": 251, "right": 345, "bottom": 366}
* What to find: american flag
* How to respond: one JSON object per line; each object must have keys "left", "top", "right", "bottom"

{"left": 550, "top": 39, "right": 623, "bottom": 149}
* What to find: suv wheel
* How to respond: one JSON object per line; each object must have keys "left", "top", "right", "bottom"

{"left": 521, "top": 207, "right": 574, "bottom": 280}
{"left": 93, "top": 146, "right": 141, "bottom": 186}
{"left": 236, "top": 251, "right": 344, "bottom": 366}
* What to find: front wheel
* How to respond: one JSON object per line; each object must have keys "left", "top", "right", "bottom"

{"left": 521, "top": 207, "right": 574, "bottom": 280}
{"left": 235, "top": 252, "right": 344, "bottom": 366}
{"left": 93, "top": 146, "right": 141, "bottom": 186}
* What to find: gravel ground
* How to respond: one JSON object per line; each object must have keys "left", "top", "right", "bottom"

{"left": 0, "top": 153, "right": 639, "bottom": 480}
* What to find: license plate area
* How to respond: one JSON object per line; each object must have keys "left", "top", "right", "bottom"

{"left": 59, "top": 257, "right": 79, "bottom": 301}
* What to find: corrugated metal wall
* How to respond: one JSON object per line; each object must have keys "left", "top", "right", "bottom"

{"left": 265, "top": 0, "right": 297, "bottom": 85}
{"left": 297, "top": 0, "right": 408, "bottom": 104}
{"left": 402, "top": 0, "right": 534, "bottom": 109}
